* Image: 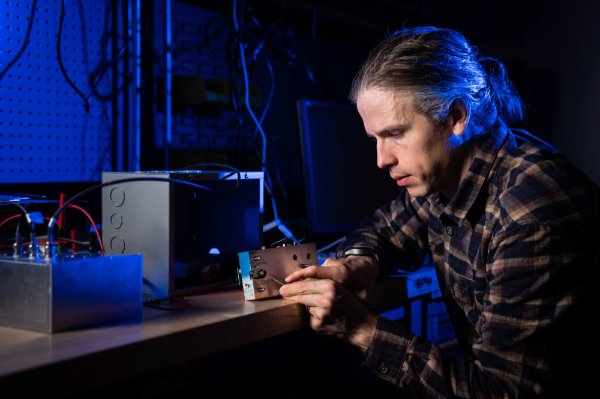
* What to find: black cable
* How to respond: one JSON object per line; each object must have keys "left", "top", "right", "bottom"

{"left": 76, "top": 0, "right": 90, "bottom": 81}
{"left": 54, "top": 237, "right": 91, "bottom": 245}
{"left": 91, "top": 1, "right": 128, "bottom": 103}
{"left": 85, "top": 45, "right": 127, "bottom": 103}
{"left": 85, "top": 0, "right": 127, "bottom": 102}
{"left": 57, "top": 0, "right": 89, "bottom": 112}
{"left": 0, "top": 201, "right": 36, "bottom": 257}
{"left": 45, "top": 176, "right": 224, "bottom": 256}
{"left": 56, "top": 0, "right": 128, "bottom": 112}
{"left": 0, "top": 0, "right": 38, "bottom": 83}
{"left": 233, "top": 0, "right": 299, "bottom": 244}
{"left": 174, "top": 163, "right": 242, "bottom": 192}
{"left": 281, "top": 21, "right": 324, "bottom": 97}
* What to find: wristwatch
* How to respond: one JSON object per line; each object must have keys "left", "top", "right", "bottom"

{"left": 341, "top": 247, "right": 380, "bottom": 263}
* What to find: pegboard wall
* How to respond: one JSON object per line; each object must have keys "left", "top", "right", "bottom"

{"left": 0, "top": 0, "right": 124, "bottom": 183}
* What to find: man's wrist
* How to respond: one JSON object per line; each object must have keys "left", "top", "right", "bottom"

{"left": 348, "top": 313, "right": 378, "bottom": 352}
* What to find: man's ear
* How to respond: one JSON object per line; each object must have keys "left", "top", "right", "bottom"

{"left": 448, "top": 99, "right": 468, "bottom": 136}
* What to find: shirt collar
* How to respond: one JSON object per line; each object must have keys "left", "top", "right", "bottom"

{"left": 428, "top": 121, "right": 510, "bottom": 226}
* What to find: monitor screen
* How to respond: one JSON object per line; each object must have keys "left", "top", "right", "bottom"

{"left": 297, "top": 99, "right": 399, "bottom": 237}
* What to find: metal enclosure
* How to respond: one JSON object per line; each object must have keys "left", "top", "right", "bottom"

{"left": 102, "top": 170, "right": 263, "bottom": 300}
{"left": 0, "top": 253, "right": 143, "bottom": 333}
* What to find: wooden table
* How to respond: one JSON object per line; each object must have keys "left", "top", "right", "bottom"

{"left": 0, "top": 288, "right": 306, "bottom": 396}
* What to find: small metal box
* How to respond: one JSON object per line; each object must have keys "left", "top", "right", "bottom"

{"left": 0, "top": 253, "right": 143, "bottom": 333}
{"left": 238, "top": 243, "right": 317, "bottom": 300}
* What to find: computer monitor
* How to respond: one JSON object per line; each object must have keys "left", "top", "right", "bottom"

{"left": 297, "top": 99, "right": 399, "bottom": 237}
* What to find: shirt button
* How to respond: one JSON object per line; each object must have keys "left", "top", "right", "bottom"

{"left": 445, "top": 226, "right": 454, "bottom": 236}
{"left": 378, "top": 362, "right": 389, "bottom": 375}
{"left": 453, "top": 283, "right": 460, "bottom": 294}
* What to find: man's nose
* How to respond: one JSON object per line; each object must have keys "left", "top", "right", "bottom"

{"left": 376, "top": 140, "right": 395, "bottom": 169}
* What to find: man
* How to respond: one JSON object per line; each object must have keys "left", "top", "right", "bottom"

{"left": 280, "top": 26, "right": 599, "bottom": 398}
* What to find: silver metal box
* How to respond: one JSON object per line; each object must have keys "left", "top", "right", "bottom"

{"left": 0, "top": 253, "right": 143, "bottom": 333}
{"left": 239, "top": 243, "right": 317, "bottom": 300}
{"left": 102, "top": 170, "right": 263, "bottom": 301}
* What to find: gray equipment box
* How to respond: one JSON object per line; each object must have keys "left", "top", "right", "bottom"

{"left": 0, "top": 253, "right": 143, "bottom": 333}
{"left": 102, "top": 170, "right": 263, "bottom": 301}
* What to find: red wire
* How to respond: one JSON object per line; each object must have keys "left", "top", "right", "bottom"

{"left": 3, "top": 203, "right": 104, "bottom": 255}
{"left": 66, "top": 204, "right": 104, "bottom": 254}
{"left": 57, "top": 192, "right": 65, "bottom": 229}
{"left": 70, "top": 229, "right": 77, "bottom": 252}
{"left": 0, "top": 214, "right": 21, "bottom": 229}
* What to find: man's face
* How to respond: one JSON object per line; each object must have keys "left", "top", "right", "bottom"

{"left": 356, "top": 88, "right": 457, "bottom": 198}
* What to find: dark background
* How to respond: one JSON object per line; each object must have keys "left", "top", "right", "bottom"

{"left": 1, "top": 0, "right": 599, "bottom": 246}
{"left": 154, "top": 0, "right": 600, "bottom": 244}
{"left": 1, "top": 1, "right": 599, "bottom": 395}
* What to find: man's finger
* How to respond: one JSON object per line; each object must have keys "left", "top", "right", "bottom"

{"left": 279, "top": 278, "right": 326, "bottom": 297}
{"left": 284, "top": 265, "right": 319, "bottom": 282}
{"left": 278, "top": 291, "right": 325, "bottom": 308}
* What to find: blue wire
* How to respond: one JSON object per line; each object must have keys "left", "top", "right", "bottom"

{"left": 232, "top": 0, "right": 299, "bottom": 244}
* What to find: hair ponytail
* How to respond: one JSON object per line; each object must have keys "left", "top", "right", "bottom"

{"left": 478, "top": 57, "right": 524, "bottom": 126}
{"left": 351, "top": 26, "right": 526, "bottom": 134}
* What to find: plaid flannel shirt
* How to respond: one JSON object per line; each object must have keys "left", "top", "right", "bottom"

{"left": 337, "top": 122, "right": 599, "bottom": 398}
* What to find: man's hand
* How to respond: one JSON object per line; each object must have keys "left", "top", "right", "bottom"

{"left": 283, "top": 255, "right": 379, "bottom": 300}
{"left": 278, "top": 255, "right": 380, "bottom": 351}
{"left": 279, "top": 273, "right": 377, "bottom": 351}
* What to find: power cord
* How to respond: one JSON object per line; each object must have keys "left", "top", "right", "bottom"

{"left": 56, "top": 0, "right": 128, "bottom": 113}
{"left": 0, "top": 0, "right": 38, "bottom": 83}
{"left": 232, "top": 0, "right": 300, "bottom": 245}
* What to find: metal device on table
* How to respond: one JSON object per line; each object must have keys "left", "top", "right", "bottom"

{"left": 238, "top": 242, "right": 318, "bottom": 300}
{"left": 102, "top": 170, "right": 264, "bottom": 302}
{"left": 0, "top": 253, "right": 142, "bottom": 333}
{"left": 0, "top": 195, "right": 143, "bottom": 333}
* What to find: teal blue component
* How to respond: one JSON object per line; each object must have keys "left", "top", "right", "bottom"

{"left": 238, "top": 250, "right": 256, "bottom": 300}
{"left": 238, "top": 251, "right": 251, "bottom": 281}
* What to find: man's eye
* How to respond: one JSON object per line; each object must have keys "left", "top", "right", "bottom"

{"left": 389, "top": 130, "right": 405, "bottom": 137}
